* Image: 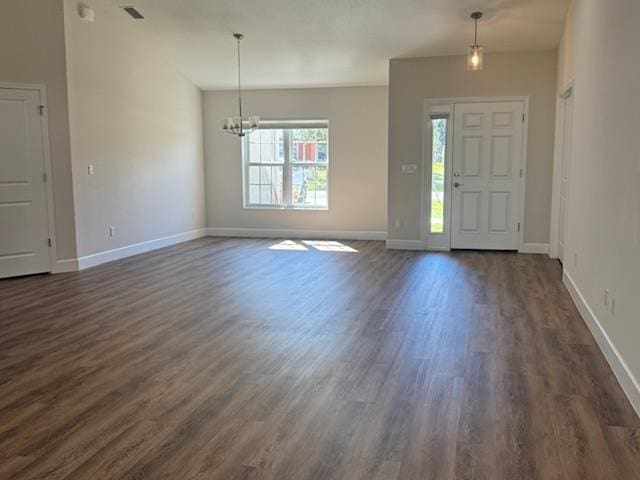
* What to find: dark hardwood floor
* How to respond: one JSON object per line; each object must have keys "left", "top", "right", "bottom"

{"left": 1, "top": 237, "right": 639, "bottom": 479}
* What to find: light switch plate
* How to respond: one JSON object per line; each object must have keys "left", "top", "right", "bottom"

{"left": 402, "top": 164, "right": 418, "bottom": 174}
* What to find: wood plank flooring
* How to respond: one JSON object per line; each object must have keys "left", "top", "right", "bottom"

{"left": 1, "top": 237, "right": 639, "bottom": 479}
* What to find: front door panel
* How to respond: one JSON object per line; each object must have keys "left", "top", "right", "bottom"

{"left": 451, "top": 102, "right": 524, "bottom": 250}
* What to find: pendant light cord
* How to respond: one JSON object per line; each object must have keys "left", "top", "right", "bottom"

{"left": 471, "top": 12, "right": 482, "bottom": 47}
{"left": 236, "top": 35, "right": 243, "bottom": 133}
{"left": 223, "top": 33, "right": 257, "bottom": 136}
{"left": 474, "top": 17, "right": 478, "bottom": 46}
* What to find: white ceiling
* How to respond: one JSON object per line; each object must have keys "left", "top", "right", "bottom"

{"left": 122, "top": 0, "right": 570, "bottom": 90}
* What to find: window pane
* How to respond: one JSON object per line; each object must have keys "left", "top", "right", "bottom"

{"left": 291, "top": 165, "right": 307, "bottom": 205}
{"left": 291, "top": 165, "right": 327, "bottom": 207}
{"left": 430, "top": 118, "right": 447, "bottom": 233}
{"left": 249, "top": 165, "right": 260, "bottom": 184}
{"left": 248, "top": 129, "right": 261, "bottom": 142}
{"left": 260, "top": 143, "right": 274, "bottom": 163}
{"left": 305, "top": 143, "right": 314, "bottom": 161}
{"left": 260, "top": 165, "right": 272, "bottom": 184}
{"left": 292, "top": 141, "right": 309, "bottom": 162}
{"left": 247, "top": 164, "right": 283, "bottom": 206}
{"left": 277, "top": 139, "right": 285, "bottom": 162}
{"left": 311, "top": 166, "right": 328, "bottom": 207}
{"left": 272, "top": 166, "right": 283, "bottom": 204}
{"left": 249, "top": 185, "right": 260, "bottom": 204}
{"left": 291, "top": 128, "right": 328, "bottom": 164}
{"left": 260, "top": 185, "right": 272, "bottom": 205}
{"left": 317, "top": 142, "right": 328, "bottom": 163}
{"left": 249, "top": 142, "right": 260, "bottom": 163}
{"left": 291, "top": 129, "right": 305, "bottom": 142}
{"left": 248, "top": 129, "right": 284, "bottom": 164}
{"left": 260, "top": 129, "right": 272, "bottom": 142}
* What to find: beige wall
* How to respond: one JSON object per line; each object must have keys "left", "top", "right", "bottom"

{"left": 63, "top": 0, "right": 205, "bottom": 258}
{"left": 388, "top": 51, "right": 558, "bottom": 244}
{"left": 557, "top": 1, "right": 640, "bottom": 387}
{"left": 203, "top": 87, "right": 388, "bottom": 235}
{"left": 1, "top": 0, "right": 77, "bottom": 260}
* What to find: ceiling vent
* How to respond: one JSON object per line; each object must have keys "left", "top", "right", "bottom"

{"left": 122, "top": 6, "right": 144, "bottom": 19}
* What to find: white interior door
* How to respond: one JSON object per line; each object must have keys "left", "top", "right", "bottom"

{"left": 558, "top": 91, "right": 573, "bottom": 263}
{"left": 0, "top": 88, "right": 51, "bottom": 278}
{"left": 450, "top": 101, "right": 524, "bottom": 250}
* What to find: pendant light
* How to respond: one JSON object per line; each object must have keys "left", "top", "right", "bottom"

{"left": 467, "top": 12, "right": 484, "bottom": 71}
{"left": 222, "top": 33, "right": 259, "bottom": 137}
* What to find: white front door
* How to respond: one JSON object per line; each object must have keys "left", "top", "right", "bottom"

{"left": 0, "top": 88, "right": 51, "bottom": 278}
{"left": 450, "top": 101, "right": 524, "bottom": 250}
{"left": 558, "top": 91, "right": 573, "bottom": 263}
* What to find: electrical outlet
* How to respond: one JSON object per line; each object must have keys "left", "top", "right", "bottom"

{"left": 395, "top": 219, "right": 403, "bottom": 229}
{"left": 109, "top": 225, "right": 116, "bottom": 237}
{"left": 88, "top": 164, "right": 95, "bottom": 176}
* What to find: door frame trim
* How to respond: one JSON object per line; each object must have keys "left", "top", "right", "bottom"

{"left": 421, "top": 96, "right": 530, "bottom": 252}
{"left": 0, "top": 82, "right": 57, "bottom": 273}
{"left": 549, "top": 81, "right": 575, "bottom": 259}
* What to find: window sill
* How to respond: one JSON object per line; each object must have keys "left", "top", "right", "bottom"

{"left": 243, "top": 205, "right": 329, "bottom": 212}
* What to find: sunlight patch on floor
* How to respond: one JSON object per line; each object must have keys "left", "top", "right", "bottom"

{"left": 269, "top": 240, "right": 358, "bottom": 252}
{"left": 269, "top": 240, "right": 309, "bottom": 251}
{"left": 302, "top": 240, "right": 358, "bottom": 252}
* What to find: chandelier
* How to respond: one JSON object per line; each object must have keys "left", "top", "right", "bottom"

{"left": 222, "top": 33, "right": 259, "bottom": 137}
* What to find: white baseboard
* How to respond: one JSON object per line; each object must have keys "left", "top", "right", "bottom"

{"left": 519, "top": 243, "right": 550, "bottom": 254}
{"left": 563, "top": 270, "right": 640, "bottom": 417}
{"left": 52, "top": 258, "right": 79, "bottom": 273}
{"left": 385, "top": 241, "right": 550, "bottom": 253}
{"left": 385, "top": 239, "right": 425, "bottom": 251}
{"left": 207, "top": 227, "right": 386, "bottom": 241}
{"left": 75, "top": 228, "right": 208, "bottom": 271}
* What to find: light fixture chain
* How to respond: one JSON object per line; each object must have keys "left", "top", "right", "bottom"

{"left": 236, "top": 35, "right": 243, "bottom": 135}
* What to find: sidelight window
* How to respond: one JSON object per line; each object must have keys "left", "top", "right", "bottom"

{"left": 430, "top": 117, "right": 448, "bottom": 233}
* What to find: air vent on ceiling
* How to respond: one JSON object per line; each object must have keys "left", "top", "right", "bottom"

{"left": 122, "top": 6, "right": 144, "bottom": 19}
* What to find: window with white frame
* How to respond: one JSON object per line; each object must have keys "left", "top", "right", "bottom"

{"left": 243, "top": 121, "right": 329, "bottom": 209}
{"left": 430, "top": 116, "right": 448, "bottom": 233}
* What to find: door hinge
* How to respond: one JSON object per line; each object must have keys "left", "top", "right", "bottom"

{"left": 38, "top": 105, "right": 45, "bottom": 116}
{"left": 47, "top": 238, "right": 52, "bottom": 247}
{"left": 517, "top": 222, "right": 521, "bottom": 233}
{"left": 519, "top": 168, "right": 523, "bottom": 178}
{"left": 522, "top": 113, "right": 525, "bottom": 123}
{"left": 43, "top": 172, "right": 47, "bottom": 183}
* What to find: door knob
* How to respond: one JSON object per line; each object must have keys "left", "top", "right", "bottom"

{"left": 454, "top": 182, "right": 464, "bottom": 188}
